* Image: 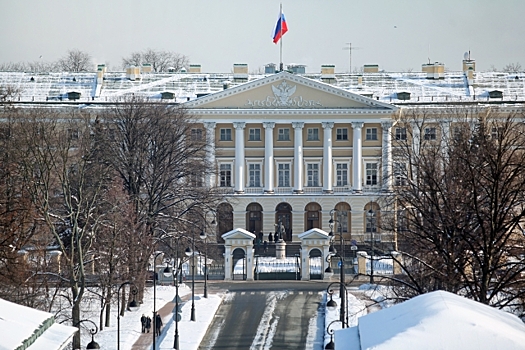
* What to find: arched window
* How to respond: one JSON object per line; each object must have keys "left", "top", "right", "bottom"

{"left": 246, "top": 203, "right": 263, "bottom": 234}
{"left": 276, "top": 202, "right": 292, "bottom": 241}
{"left": 305, "top": 202, "right": 322, "bottom": 230}
{"left": 217, "top": 203, "right": 233, "bottom": 243}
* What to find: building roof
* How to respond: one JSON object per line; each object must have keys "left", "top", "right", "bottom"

{"left": 335, "top": 290, "right": 525, "bottom": 350}
{"left": 1, "top": 70, "right": 524, "bottom": 107}
{"left": 0, "top": 298, "right": 77, "bottom": 350}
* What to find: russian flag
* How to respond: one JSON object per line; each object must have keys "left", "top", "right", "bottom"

{"left": 272, "top": 12, "right": 288, "bottom": 44}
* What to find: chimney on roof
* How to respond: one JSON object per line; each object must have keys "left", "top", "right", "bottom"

{"left": 265, "top": 63, "right": 277, "bottom": 74}
{"left": 422, "top": 62, "right": 444, "bottom": 79}
{"left": 321, "top": 65, "right": 336, "bottom": 83}
{"left": 363, "top": 64, "right": 379, "bottom": 73}
{"left": 142, "top": 64, "right": 152, "bottom": 73}
{"left": 126, "top": 67, "right": 140, "bottom": 81}
{"left": 189, "top": 64, "right": 202, "bottom": 73}
{"left": 233, "top": 63, "right": 248, "bottom": 82}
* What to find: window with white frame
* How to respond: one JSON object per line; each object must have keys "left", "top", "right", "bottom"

{"left": 278, "top": 128, "right": 290, "bottom": 141}
{"left": 191, "top": 128, "right": 203, "bottom": 141}
{"left": 424, "top": 127, "right": 436, "bottom": 140}
{"left": 394, "top": 162, "right": 407, "bottom": 186}
{"left": 220, "top": 128, "right": 232, "bottom": 141}
{"left": 307, "top": 163, "right": 320, "bottom": 186}
{"left": 366, "top": 127, "right": 378, "bottom": 140}
{"left": 249, "top": 128, "right": 261, "bottom": 141}
{"left": 307, "top": 128, "right": 319, "bottom": 141}
{"left": 248, "top": 163, "right": 261, "bottom": 187}
{"left": 366, "top": 163, "right": 378, "bottom": 186}
{"left": 336, "top": 128, "right": 348, "bottom": 140}
{"left": 278, "top": 163, "right": 291, "bottom": 187}
{"left": 336, "top": 163, "right": 348, "bottom": 186}
{"left": 219, "top": 164, "right": 232, "bottom": 187}
{"left": 395, "top": 127, "right": 407, "bottom": 140}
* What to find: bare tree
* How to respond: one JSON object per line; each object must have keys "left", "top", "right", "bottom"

{"left": 57, "top": 49, "right": 93, "bottom": 72}
{"left": 121, "top": 49, "right": 188, "bottom": 72}
{"left": 502, "top": 62, "right": 522, "bottom": 73}
{"left": 14, "top": 109, "right": 110, "bottom": 349}
{"left": 384, "top": 106, "right": 525, "bottom": 314}
{"left": 98, "top": 97, "right": 221, "bottom": 287}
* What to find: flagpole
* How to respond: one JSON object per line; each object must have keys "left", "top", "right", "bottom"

{"left": 279, "top": 3, "right": 283, "bottom": 71}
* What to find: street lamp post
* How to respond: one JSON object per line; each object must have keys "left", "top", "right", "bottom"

{"left": 367, "top": 208, "right": 376, "bottom": 284}
{"left": 329, "top": 209, "right": 346, "bottom": 326}
{"left": 199, "top": 230, "right": 208, "bottom": 298}
{"left": 326, "top": 281, "right": 349, "bottom": 328}
{"left": 152, "top": 251, "right": 164, "bottom": 350}
{"left": 324, "top": 320, "right": 345, "bottom": 350}
{"left": 185, "top": 234, "right": 196, "bottom": 321}
{"left": 117, "top": 282, "right": 138, "bottom": 350}
{"left": 76, "top": 319, "right": 100, "bottom": 349}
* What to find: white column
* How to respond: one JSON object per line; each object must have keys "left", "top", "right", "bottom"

{"left": 292, "top": 122, "right": 304, "bottom": 193}
{"left": 204, "top": 122, "right": 216, "bottom": 188}
{"left": 352, "top": 122, "right": 364, "bottom": 192}
{"left": 411, "top": 122, "right": 420, "bottom": 155}
{"left": 233, "top": 122, "right": 246, "bottom": 194}
{"left": 322, "top": 122, "right": 334, "bottom": 193}
{"left": 263, "top": 122, "right": 275, "bottom": 193}
{"left": 381, "top": 121, "right": 393, "bottom": 191}
{"left": 224, "top": 245, "right": 232, "bottom": 280}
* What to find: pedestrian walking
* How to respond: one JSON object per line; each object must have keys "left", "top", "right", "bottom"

{"left": 140, "top": 314, "right": 146, "bottom": 333}
{"left": 145, "top": 316, "right": 152, "bottom": 333}
{"left": 268, "top": 232, "right": 273, "bottom": 243}
{"left": 155, "top": 313, "right": 163, "bottom": 336}
{"left": 263, "top": 240, "right": 268, "bottom": 253}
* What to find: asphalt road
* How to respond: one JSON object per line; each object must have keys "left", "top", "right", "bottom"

{"left": 198, "top": 281, "right": 328, "bottom": 350}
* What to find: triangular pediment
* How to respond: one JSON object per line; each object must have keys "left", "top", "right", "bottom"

{"left": 298, "top": 228, "right": 330, "bottom": 240}
{"left": 221, "top": 228, "right": 256, "bottom": 240}
{"left": 185, "top": 72, "right": 396, "bottom": 112}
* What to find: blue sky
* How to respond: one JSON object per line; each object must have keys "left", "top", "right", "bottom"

{"left": 1, "top": 0, "right": 524, "bottom": 73}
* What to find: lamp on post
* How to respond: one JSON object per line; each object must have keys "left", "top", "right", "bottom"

{"left": 367, "top": 207, "right": 376, "bottom": 284}
{"left": 199, "top": 230, "right": 208, "bottom": 298}
{"left": 185, "top": 236, "right": 196, "bottom": 321}
{"left": 117, "top": 282, "right": 139, "bottom": 350}
{"left": 324, "top": 320, "right": 345, "bottom": 350}
{"left": 328, "top": 209, "right": 346, "bottom": 326}
{"left": 76, "top": 319, "right": 100, "bottom": 349}
{"left": 152, "top": 251, "right": 165, "bottom": 350}
{"left": 326, "top": 281, "right": 349, "bottom": 328}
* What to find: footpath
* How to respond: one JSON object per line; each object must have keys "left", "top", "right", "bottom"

{"left": 130, "top": 293, "right": 191, "bottom": 350}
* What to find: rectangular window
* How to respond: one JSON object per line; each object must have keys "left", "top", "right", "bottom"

{"left": 191, "top": 128, "right": 202, "bottom": 141}
{"left": 219, "top": 164, "right": 231, "bottom": 187}
{"left": 278, "top": 128, "right": 290, "bottom": 141}
{"left": 249, "top": 128, "right": 261, "bottom": 141}
{"left": 336, "top": 128, "right": 348, "bottom": 140}
{"left": 395, "top": 127, "right": 407, "bottom": 140}
{"left": 424, "top": 127, "right": 436, "bottom": 140}
{"left": 366, "top": 163, "right": 378, "bottom": 186}
{"left": 307, "top": 128, "right": 319, "bottom": 141}
{"left": 366, "top": 128, "right": 377, "bottom": 140}
{"left": 249, "top": 164, "right": 261, "bottom": 187}
{"left": 394, "top": 162, "right": 407, "bottom": 186}
{"left": 68, "top": 128, "right": 79, "bottom": 140}
{"left": 220, "top": 128, "right": 232, "bottom": 141}
{"left": 307, "top": 163, "right": 319, "bottom": 186}
{"left": 190, "top": 173, "right": 203, "bottom": 187}
{"left": 336, "top": 163, "right": 348, "bottom": 186}
{"left": 278, "top": 163, "right": 290, "bottom": 187}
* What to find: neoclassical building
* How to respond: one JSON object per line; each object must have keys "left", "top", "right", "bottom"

{"left": 186, "top": 72, "right": 398, "bottom": 246}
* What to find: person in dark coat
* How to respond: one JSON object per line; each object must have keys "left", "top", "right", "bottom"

{"left": 140, "top": 314, "right": 146, "bottom": 333}
{"left": 155, "top": 313, "right": 163, "bottom": 336}
{"left": 263, "top": 240, "right": 268, "bottom": 253}
{"left": 145, "top": 316, "right": 152, "bottom": 333}
{"left": 268, "top": 232, "right": 273, "bottom": 243}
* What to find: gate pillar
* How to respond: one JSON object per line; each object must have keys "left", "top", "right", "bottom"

{"left": 298, "top": 228, "right": 331, "bottom": 281}
{"left": 221, "top": 228, "right": 256, "bottom": 281}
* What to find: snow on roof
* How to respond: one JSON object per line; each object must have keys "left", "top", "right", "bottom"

{"left": 335, "top": 290, "right": 525, "bottom": 350}
{"left": 0, "top": 298, "right": 77, "bottom": 350}
{"left": 2, "top": 70, "right": 525, "bottom": 106}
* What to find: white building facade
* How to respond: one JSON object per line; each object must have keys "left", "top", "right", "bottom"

{"left": 186, "top": 72, "right": 398, "bottom": 246}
